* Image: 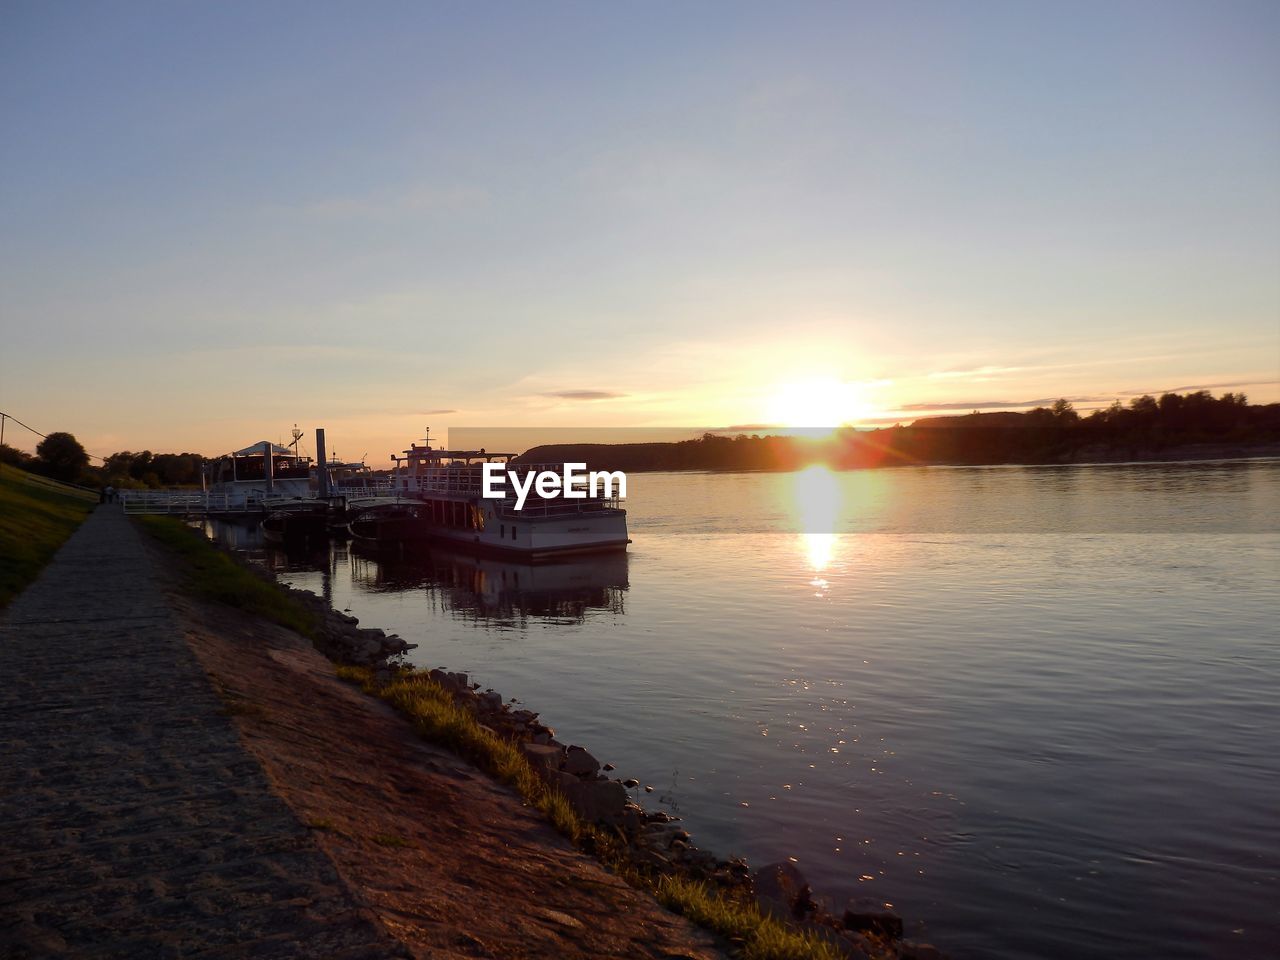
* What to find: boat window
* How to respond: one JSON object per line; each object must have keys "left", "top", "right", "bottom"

{"left": 500, "top": 524, "right": 505, "bottom": 538}
{"left": 511, "top": 524, "right": 517, "bottom": 541}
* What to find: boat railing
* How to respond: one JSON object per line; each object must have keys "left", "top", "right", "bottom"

{"left": 119, "top": 490, "right": 253, "bottom": 514}
{"left": 334, "top": 479, "right": 397, "bottom": 498}
{"left": 402, "top": 463, "right": 625, "bottom": 499}
{"left": 490, "top": 495, "right": 622, "bottom": 518}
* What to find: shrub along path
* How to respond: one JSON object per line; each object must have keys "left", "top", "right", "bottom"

{"left": 0, "top": 507, "right": 723, "bottom": 959}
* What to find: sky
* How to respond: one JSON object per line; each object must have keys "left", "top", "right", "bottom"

{"left": 2, "top": 0, "right": 1278, "bottom": 466}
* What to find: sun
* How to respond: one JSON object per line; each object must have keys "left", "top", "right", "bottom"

{"left": 766, "top": 377, "right": 878, "bottom": 429}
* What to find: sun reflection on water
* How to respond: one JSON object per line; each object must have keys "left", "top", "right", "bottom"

{"left": 790, "top": 465, "right": 843, "bottom": 576}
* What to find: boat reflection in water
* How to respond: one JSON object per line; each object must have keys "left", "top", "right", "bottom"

{"left": 201, "top": 520, "right": 627, "bottom": 626}
{"left": 349, "top": 540, "right": 628, "bottom": 624}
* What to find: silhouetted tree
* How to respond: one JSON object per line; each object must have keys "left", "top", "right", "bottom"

{"left": 0, "top": 443, "right": 34, "bottom": 469}
{"left": 36, "top": 432, "right": 89, "bottom": 482}
{"left": 1051, "top": 398, "right": 1079, "bottom": 424}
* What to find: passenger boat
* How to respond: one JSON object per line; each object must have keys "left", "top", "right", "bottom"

{"left": 204, "top": 441, "right": 313, "bottom": 507}
{"left": 389, "top": 435, "right": 629, "bottom": 560}
{"left": 261, "top": 499, "right": 332, "bottom": 546}
{"left": 204, "top": 431, "right": 386, "bottom": 515}
{"left": 347, "top": 502, "right": 431, "bottom": 544}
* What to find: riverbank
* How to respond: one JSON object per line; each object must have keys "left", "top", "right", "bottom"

{"left": 163, "top": 542, "right": 730, "bottom": 959}
{"left": 0, "top": 466, "right": 95, "bottom": 608}
{"left": 152, "top": 519, "right": 930, "bottom": 959}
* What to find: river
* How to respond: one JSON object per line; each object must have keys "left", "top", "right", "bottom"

{"left": 209, "top": 458, "right": 1280, "bottom": 959}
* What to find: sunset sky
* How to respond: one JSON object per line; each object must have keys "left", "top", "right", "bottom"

{"left": 2, "top": 1, "right": 1277, "bottom": 466}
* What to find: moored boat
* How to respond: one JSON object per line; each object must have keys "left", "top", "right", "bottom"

{"left": 347, "top": 502, "right": 431, "bottom": 544}
{"left": 261, "top": 499, "right": 332, "bottom": 546}
{"left": 389, "top": 434, "right": 629, "bottom": 560}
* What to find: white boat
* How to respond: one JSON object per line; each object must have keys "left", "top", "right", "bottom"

{"left": 389, "top": 436, "right": 629, "bottom": 560}
{"left": 204, "top": 437, "right": 387, "bottom": 512}
{"left": 204, "top": 441, "right": 313, "bottom": 507}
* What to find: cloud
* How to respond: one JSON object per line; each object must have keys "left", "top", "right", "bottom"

{"left": 1119, "top": 379, "right": 1267, "bottom": 396}
{"left": 901, "top": 397, "right": 1110, "bottom": 411}
{"left": 418, "top": 408, "right": 457, "bottom": 415}
{"left": 541, "top": 390, "right": 627, "bottom": 401}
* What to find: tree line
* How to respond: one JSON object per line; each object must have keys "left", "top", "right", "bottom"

{"left": 0, "top": 434, "right": 203, "bottom": 488}
{"left": 516, "top": 391, "right": 1280, "bottom": 472}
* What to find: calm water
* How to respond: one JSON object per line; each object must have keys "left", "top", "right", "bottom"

{"left": 213, "top": 460, "right": 1280, "bottom": 960}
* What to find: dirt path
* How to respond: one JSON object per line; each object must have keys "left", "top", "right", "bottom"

{"left": 0, "top": 508, "right": 722, "bottom": 959}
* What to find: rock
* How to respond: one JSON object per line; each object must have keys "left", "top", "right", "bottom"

{"left": 797, "top": 921, "right": 872, "bottom": 959}
{"left": 602, "top": 762, "right": 615, "bottom": 772}
{"left": 644, "top": 784, "right": 653, "bottom": 792}
{"left": 842, "top": 898, "right": 903, "bottom": 940}
{"left": 563, "top": 745, "right": 601, "bottom": 778}
{"left": 620, "top": 802, "right": 644, "bottom": 832}
{"left": 640, "top": 821, "right": 683, "bottom": 848}
{"left": 561, "top": 777, "right": 628, "bottom": 825}
{"left": 520, "top": 743, "right": 563, "bottom": 779}
{"left": 754, "top": 861, "right": 811, "bottom": 920}
{"left": 477, "top": 691, "right": 503, "bottom": 712}
{"left": 634, "top": 847, "right": 671, "bottom": 870}
{"left": 622, "top": 778, "right": 640, "bottom": 788}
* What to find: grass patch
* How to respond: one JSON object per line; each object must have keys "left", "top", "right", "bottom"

{"left": 334, "top": 664, "right": 845, "bottom": 960}
{"left": 307, "top": 817, "right": 339, "bottom": 832}
{"left": 135, "top": 516, "right": 319, "bottom": 639}
{"left": 0, "top": 466, "right": 95, "bottom": 609}
{"left": 335, "top": 665, "right": 582, "bottom": 841}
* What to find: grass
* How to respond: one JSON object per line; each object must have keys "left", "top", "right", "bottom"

{"left": 135, "top": 516, "right": 320, "bottom": 639}
{"left": 335, "top": 664, "right": 846, "bottom": 960}
{"left": 0, "top": 466, "right": 96, "bottom": 609}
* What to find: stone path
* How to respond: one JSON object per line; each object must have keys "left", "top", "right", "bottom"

{"left": 0, "top": 508, "right": 407, "bottom": 959}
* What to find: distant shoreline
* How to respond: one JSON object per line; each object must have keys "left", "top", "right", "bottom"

{"left": 515, "top": 441, "right": 1280, "bottom": 475}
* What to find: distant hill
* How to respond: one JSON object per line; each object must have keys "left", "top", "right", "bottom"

{"left": 513, "top": 392, "right": 1280, "bottom": 472}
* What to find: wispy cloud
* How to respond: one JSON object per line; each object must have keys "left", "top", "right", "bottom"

{"left": 418, "top": 408, "right": 457, "bottom": 415}
{"left": 541, "top": 390, "right": 627, "bottom": 401}
{"left": 1118, "top": 379, "right": 1270, "bottom": 396}
{"left": 901, "top": 396, "right": 1110, "bottom": 411}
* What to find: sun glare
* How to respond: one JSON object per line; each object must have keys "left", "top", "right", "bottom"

{"left": 766, "top": 378, "right": 878, "bottom": 429}
{"left": 790, "top": 465, "right": 843, "bottom": 573}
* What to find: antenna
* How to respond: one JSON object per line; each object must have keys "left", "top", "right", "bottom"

{"left": 424, "top": 426, "right": 433, "bottom": 448}
{"left": 290, "top": 424, "right": 303, "bottom": 459}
